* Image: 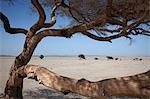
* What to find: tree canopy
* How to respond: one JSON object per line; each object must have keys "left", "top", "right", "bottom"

{"left": 41, "top": 0, "right": 150, "bottom": 39}
{"left": 1, "top": 0, "right": 150, "bottom": 42}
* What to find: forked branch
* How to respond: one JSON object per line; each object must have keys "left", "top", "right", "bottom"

{"left": 35, "top": 18, "right": 107, "bottom": 40}
{"left": 29, "top": 0, "right": 59, "bottom": 37}
{"left": 43, "top": 2, "right": 61, "bottom": 28}
{"left": 35, "top": 11, "right": 148, "bottom": 43}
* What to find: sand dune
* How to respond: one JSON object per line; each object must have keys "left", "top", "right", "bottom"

{"left": 0, "top": 56, "right": 150, "bottom": 99}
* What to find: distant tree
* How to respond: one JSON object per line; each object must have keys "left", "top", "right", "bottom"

{"left": 39, "top": 55, "right": 44, "bottom": 59}
{"left": 0, "top": 0, "right": 150, "bottom": 98}
{"left": 78, "top": 54, "right": 86, "bottom": 59}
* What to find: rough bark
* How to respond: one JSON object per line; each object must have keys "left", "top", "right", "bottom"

{"left": 4, "top": 74, "right": 24, "bottom": 99}
{"left": 4, "top": 33, "right": 43, "bottom": 98}
{"left": 15, "top": 65, "right": 150, "bottom": 98}
{"left": 1, "top": 0, "right": 150, "bottom": 98}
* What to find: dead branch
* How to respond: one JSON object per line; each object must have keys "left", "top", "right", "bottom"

{"left": 17, "top": 65, "right": 150, "bottom": 98}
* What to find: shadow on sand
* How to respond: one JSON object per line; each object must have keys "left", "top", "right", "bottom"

{"left": 24, "top": 88, "right": 86, "bottom": 99}
{"left": 23, "top": 88, "right": 140, "bottom": 99}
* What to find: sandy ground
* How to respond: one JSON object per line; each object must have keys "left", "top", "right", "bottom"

{"left": 0, "top": 56, "right": 150, "bottom": 99}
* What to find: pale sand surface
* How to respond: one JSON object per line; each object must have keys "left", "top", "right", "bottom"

{"left": 0, "top": 56, "right": 150, "bottom": 99}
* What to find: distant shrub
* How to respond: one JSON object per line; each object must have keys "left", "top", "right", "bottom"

{"left": 133, "top": 58, "right": 138, "bottom": 60}
{"left": 133, "top": 58, "right": 142, "bottom": 61}
{"left": 39, "top": 55, "right": 44, "bottom": 59}
{"left": 94, "top": 57, "right": 99, "bottom": 60}
{"left": 106, "top": 56, "right": 113, "bottom": 60}
{"left": 78, "top": 54, "right": 86, "bottom": 59}
{"left": 115, "top": 58, "right": 118, "bottom": 60}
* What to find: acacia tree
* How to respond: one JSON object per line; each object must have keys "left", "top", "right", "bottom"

{"left": 0, "top": 0, "right": 150, "bottom": 98}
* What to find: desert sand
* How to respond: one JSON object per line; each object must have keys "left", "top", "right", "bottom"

{"left": 0, "top": 56, "right": 150, "bottom": 99}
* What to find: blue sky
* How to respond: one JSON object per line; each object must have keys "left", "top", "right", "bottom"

{"left": 0, "top": 1, "right": 150, "bottom": 56}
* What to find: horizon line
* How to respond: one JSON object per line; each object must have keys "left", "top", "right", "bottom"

{"left": 0, "top": 54, "right": 150, "bottom": 57}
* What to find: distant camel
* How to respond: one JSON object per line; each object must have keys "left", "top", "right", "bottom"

{"left": 106, "top": 56, "right": 113, "bottom": 60}
{"left": 78, "top": 54, "right": 86, "bottom": 59}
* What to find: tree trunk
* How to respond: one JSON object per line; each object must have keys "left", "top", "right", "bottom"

{"left": 4, "top": 59, "right": 27, "bottom": 99}
{"left": 4, "top": 57, "right": 33, "bottom": 98}
{"left": 4, "top": 35, "right": 41, "bottom": 99}
{"left": 4, "top": 75, "right": 23, "bottom": 99}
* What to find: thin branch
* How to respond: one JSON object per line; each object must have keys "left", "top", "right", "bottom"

{"left": 81, "top": 30, "right": 130, "bottom": 43}
{"left": 94, "top": 27, "right": 122, "bottom": 33}
{"left": 135, "top": 28, "right": 150, "bottom": 33}
{"left": 61, "top": 0, "right": 89, "bottom": 23}
{"left": 130, "top": 27, "right": 150, "bottom": 36}
{"left": 43, "top": 2, "right": 61, "bottom": 28}
{"left": 71, "top": 13, "right": 148, "bottom": 42}
{"left": 81, "top": 31, "right": 112, "bottom": 42}
{"left": 106, "top": 17, "right": 126, "bottom": 26}
{"left": 0, "top": 12, "right": 27, "bottom": 35}
{"left": 68, "top": 9, "right": 83, "bottom": 23}
{"left": 30, "top": 0, "right": 46, "bottom": 34}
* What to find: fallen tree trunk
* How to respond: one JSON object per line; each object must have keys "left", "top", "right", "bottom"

{"left": 16, "top": 65, "right": 150, "bottom": 99}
